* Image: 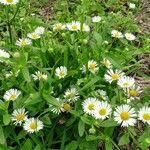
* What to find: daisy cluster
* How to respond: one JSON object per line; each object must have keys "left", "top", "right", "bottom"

{"left": 16, "top": 26, "right": 45, "bottom": 47}
{"left": 0, "top": 0, "right": 19, "bottom": 5}
{"left": 3, "top": 89, "right": 43, "bottom": 133}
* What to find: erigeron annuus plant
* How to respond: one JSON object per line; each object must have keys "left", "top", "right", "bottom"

{"left": 0, "top": 0, "right": 149, "bottom": 149}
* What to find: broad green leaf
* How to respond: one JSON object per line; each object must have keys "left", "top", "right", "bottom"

{"left": 118, "top": 133, "right": 130, "bottom": 146}
{"left": 65, "top": 141, "right": 78, "bottom": 150}
{"left": 34, "top": 144, "right": 41, "bottom": 150}
{"left": 78, "top": 120, "right": 85, "bottom": 137}
{"left": 3, "top": 113, "right": 11, "bottom": 125}
{"left": 21, "top": 139, "right": 32, "bottom": 150}
{"left": 0, "top": 100, "right": 7, "bottom": 110}
{"left": 0, "top": 126, "right": 6, "bottom": 145}
{"left": 86, "top": 135, "right": 103, "bottom": 141}
{"left": 44, "top": 95, "right": 60, "bottom": 106}
{"left": 100, "top": 119, "right": 118, "bottom": 127}
{"left": 22, "top": 67, "right": 31, "bottom": 82}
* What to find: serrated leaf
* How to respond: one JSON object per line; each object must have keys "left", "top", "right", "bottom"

{"left": 118, "top": 133, "right": 130, "bottom": 146}
{"left": 78, "top": 120, "right": 85, "bottom": 137}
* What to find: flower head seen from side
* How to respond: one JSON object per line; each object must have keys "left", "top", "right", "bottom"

{"left": 92, "top": 16, "right": 101, "bottom": 23}
{"left": 34, "top": 26, "right": 45, "bottom": 35}
{"left": 23, "top": 118, "right": 44, "bottom": 133}
{"left": 27, "top": 32, "right": 40, "bottom": 40}
{"left": 82, "top": 24, "right": 90, "bottom": 32}
{"left": 0, "top": 49, "right": 10, "bottom": 62}
{"left": 93, "top": 101, "right": 112, "bottom": 120}
{"left": 67, "top": 21, "right": 81, "bottom": 31}
{"left": 11, "top": 108, "right": 28, "bottom": 125}
{"left": 53, "top": 23, "right": 66, "bottom": 31}
{"left": 111, "top": 30, "right": 123, "bottom": 38}
{"left": 64, "top": 88, "right": 79, "bottom": 102}
{"left": 32, "top": 71, "right": 47, "bottom": 81}
{"left": 102, "top": 58, "right": 112, "bottom": 69}
{"left": 49, "top": 98, "right": 65, "bottom": 114}
{"left": 105, "top": 69, "right": 124, "bottom": 83}
{"left": 88, "top": 60, "right": 99, "bottom": 74}
{"left": 118, "top": 76, "right": 135, "bottom": 89}
{"left": 82, "top": 97, "right": 99, "bottom": 115}
{"left": 0, "top": 0, "right": 19, "bottom": 5}
{"left": 55, "top": 66, "right": 67, "bottom": 79}
{"left": 127, "top": 85, "right": 142, "bottom": 100}
{"left": 3, "top": 88, "right": 21, "bottom": 101}
{"left": 16, "top": 38, "right": 32, "bottom": 47}
{"left": 138, "top": 106, "right": 150, "bottom": 125}
{"left": 125, "top": 33, "right": 136, "bottom": 41}
{"left": 114, "top": 104, "right": 137, "bottom": 127}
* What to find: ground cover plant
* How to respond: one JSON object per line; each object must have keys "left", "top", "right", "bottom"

{"left": 0, "top": 0, "right": 149, "bottom": 149}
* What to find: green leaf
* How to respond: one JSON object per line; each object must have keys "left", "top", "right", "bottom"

{"left": 0, "top": 126, "right": 6, "bottom": 145}
{"left": 105, "top": 141, "right": 113, "bottom": 150}
{"left": 22, "top": 67, "right": 31, "bottom": 82}
{"left": 3, "top": 112, "right": 11, "bottom": 125}
{"left": 0, "top": 100, "right": 7, "bottom": 110}
{"left": 100, "top": 119, "right": 118, "bottom": 127}
{"left": 118, "top": 133, "right": 130, "bottom": 146}
{"left": 86, "top": 135, "right": 103, "bottom": 141}
{"left": 21, "top": 139, "right": 32, "bottom": 150}
{"left": 44, "top": 95, "right": 60, "bottom": 106}
{"left": 65, "top": 141, "right": 78, "bottom": 150}
{"left": 78, "top": 120, "right": 85, "bottom": 137}
{"left": 79, "top": 76, "right": 100, "bottom": 92}
{"left": 34, "top": 144, "right": 41, "bottom": 150}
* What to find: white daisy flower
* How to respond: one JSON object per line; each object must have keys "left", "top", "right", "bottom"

{"left": 82, "top": 97, "right": 99, "bottom": 115}
{"left": 16, "top": 38, "right": 32, "bottom": 47}
{"left": 53, "top": 23, "right": 66, "bottom": 31}
{"left": 105, "top": 69, "right": 124, "bottom": 83}
{"left": 64, "top": 88, "right": 79, "bottom": 102}
{"left": 138, "top": 106, "right": 150, "bottom": 125}
{"left": 0, "top": 0, "right": 19, "bottom": 5}
{"left": 0, "top": 49, "right": 10, "bottom": 62}
{"left": 3, "top": 88, "right": 21, "bottom": 101}
{"left": 55, "top": 66, "right": 67, "bottom": 79}
{"left": 23, "top": 118, "right": 44, "bottom": 133}
{"left": 34, "top": 26, "right": 45, "bottom": 35}
{"left": 92, "top": 16, "right": 101, "bottom": 23}
{"left": 117, "top": 76, "right": 135, "bottom": 88}
{"left": 82, "top": 24, "right": 90, "bottom": 32}
{"left": 11, "top": 108, "right": 28, "bottom": 125}
{"left": 32, "top": 71, "right": 47, "bottom": 81}
{"left": 88, "top": 60, "right": 99, "bottom": 74}
{"left": 111, "top": 30, "right": 123, "bottom": 38}
{"left": 93, "top": 101, "right": 112, "bottom": 120}
{"left": 49, "top": 98, "right": 64, "bottom": 114}
{"left": 66, "top": 21, "right": 81, "bottom": 31}
{"left": 125, "top": 33, "right": 136, "bottom": 41}
{"left": 129, "top": 3, "right": 136, "bottom": 9}
{"left": 102, "top": 58, "right": 112, "bottom": 69}
{"left": 80, "top": 64, "right": 86, "bottom": 74}
{"left": 127, "top": 85, "right": 142, "bottom": 100}
{"left": 114, "top": 104, "right": 137, "bottom": 127}
{"left": 27, "top": 32, "right": 40, "bottom": 40}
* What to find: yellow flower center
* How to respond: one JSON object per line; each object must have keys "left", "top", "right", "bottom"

{"left": 71, "top": 25, "right": 78, "bottom": 30}
{"left": 111, "top": 73, "right": 119, "bottom": 80}
{"left": 30, "top": 122, "right": 37, "bottom": 130}
{"left": 99, "top": 108, "right": 107, "bottom": 116}
{"left": 56, "top": 25, "right": 63, "bottom": 30}
{"left": 123, "top": 82, "right": 129, "bottom": 87}
{"left": 88, "top": 104, "right": 94, "bottom": 110}
{"left": 21, "top": 41, "right": 28, "bottom": 46}
{"left": 16, "top": 114, "right": 25, "bottom": 121}
{"left": 68, "top": 93, "right": 75, "bottom": 99}
{"left": 120, "top": 111, "right": 129, "bottom": 121}
{"left": 9, "top": 94, "right": 17, "bottom": 100}
{"left": 63, "top": 103, "right": 71, "bottom": 111}
{"left": 114, "top": 32, "right": 119, "bottom": 38}
{"left": 143, "top": 113, "right": 150, "bottom": 121}
{"left": 129, "top": 89, "right": 138, "bottom": 97}
{"left": 6, "top": 0, "right": 13, "bottom": 3}
{"left": 89, "top": 64, "right": 95, "bottom": 70}
{"left": 32, "top": 34, "right": 38, "bottom": 39}
{"left": 60, "top": 71, "right": 65, "bottom": 77}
